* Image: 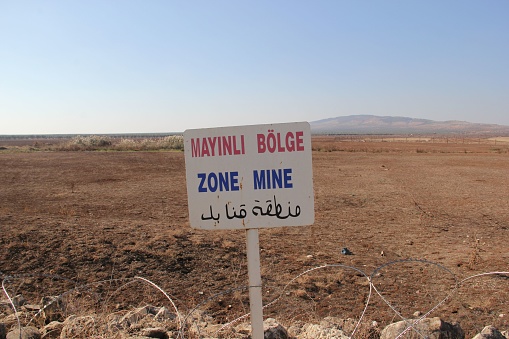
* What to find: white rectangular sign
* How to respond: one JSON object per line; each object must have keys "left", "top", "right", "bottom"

{"left": 184, "top": 122, "right": 314, "bottom": 230}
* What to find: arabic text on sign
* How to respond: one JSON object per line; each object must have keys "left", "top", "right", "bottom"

{"left": 201, "top": 196, "right": 301, "bottom": 222}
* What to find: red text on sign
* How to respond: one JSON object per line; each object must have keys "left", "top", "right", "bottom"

{"left": 257, "top": 130, "right": 304, "bottom": 154}
{"left": 191, "top": 135, "right": 245, "bottom": 158}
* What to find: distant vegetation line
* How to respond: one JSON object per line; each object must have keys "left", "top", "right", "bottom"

{"left": 0, "top": 135, "right": 185, "bottom": 152}
{"left": 0, "top": 132, "right": 183, "bottom": 139}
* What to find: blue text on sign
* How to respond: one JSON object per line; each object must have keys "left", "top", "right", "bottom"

{"left": 253, "top": 168, "right": 293, "bottom": 190}
{"left": 198, "top": 171, "right": 240, "bottom": 192}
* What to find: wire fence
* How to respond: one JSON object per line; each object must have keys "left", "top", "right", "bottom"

{"left": 1, "top": 259, "right": 508, "bottom": 338}
{"left": 316, "top": 135, "right": 509, "bottom": 145}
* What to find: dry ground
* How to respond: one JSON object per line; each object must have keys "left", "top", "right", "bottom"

{"left": 1, "top": 137, "right": 508, "bottom": 337}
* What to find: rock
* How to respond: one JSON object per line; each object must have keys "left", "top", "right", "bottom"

{"left": 114, "top": 306, "right": 180, "bottom": 334}
{"left": 380, "top": 317, "right": 464, "bottom": 339}
{"left": 60, "top": 315, "right": 96, "bottom": 338}
{"left": 322, "top": 317, "right": 359, "bottom": 333}
{"left": 0, "top": 301, "right": 11, "bottom": 314}
{"left": 286, "top": 323, "right": 303, "bottom": 337}
{"left": 22, "top": 305, "right": 41, "bottom": 312}
{"left": 341, "top": 247, "right": 353, "bottom": 255}
{"left": 1, "top": 323, "right": 6, "bottom": 339}
{"left": 41, "top": 321, "right": 64, "bottom": 339}
{"left": 139, "top": 327, "right": 169, "bottom": 339}
{"left": 0, "top": 295, "right": 26, "bottom": 314}
{"left": 298, "top": 323, "right": 349, "bottom": 338}
{"left": 2, "top": 312, "right": 27, "bottom": 329}
{"left": 105, "top": 313, "right": 123, "bottom": 332}
{"left": 185, "top": 309, "right": 219, "bottom": 337}
{"left": 233, "top": 322, "right": 251, "bottom": 335}
{"left": 286, "top": 317, "right": 360, "bottom": 339}
{"left": 472, "top": 325, "right": 506, "bottom": 339}
{"left": 154, "top": 307, "right": 176, "bottom": 322}
{"left": 12, "top": 295, "right": 26, "bottom": 309}
{"left": 120, "top": 305, "right": 158, "bottom": 328}
{"left": 263, "top": 318, "right": 289, "bottom": 339}
{"left": 40, "top": 296, "right": 64, "bottom": 322}
{"left": 6, "top": 326, "right": 41, "bottom": 339}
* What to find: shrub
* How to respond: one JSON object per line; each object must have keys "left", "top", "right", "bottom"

{"left": 112, "top": 135, "right": 184, "bottom": 151}
{"left": 60, "top": 135, "right": 113, "bottom": 151}
{"left": 48, "top": 135, "right": 184, "bottom": 151}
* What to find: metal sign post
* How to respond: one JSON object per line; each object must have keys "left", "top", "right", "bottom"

{"left": 246, "top": 228, "right": 264, "bottom": 339}
{"left": 183, "top": 122, "right": 314, "bottom": 339}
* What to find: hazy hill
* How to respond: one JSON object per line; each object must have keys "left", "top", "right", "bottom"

{"left": 310, "top": 115, "right": 509, "bottom": 135}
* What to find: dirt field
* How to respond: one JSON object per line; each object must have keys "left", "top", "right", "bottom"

{"left": 1, "top": 137, "right": 508, "bottom": 337}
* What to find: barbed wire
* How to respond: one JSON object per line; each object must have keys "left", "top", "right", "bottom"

{"left": 1, "top": 259, "right": 508, "bottom": 338}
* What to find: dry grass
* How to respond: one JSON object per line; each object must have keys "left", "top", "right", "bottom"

{"left": 488, "top": 137, "right": 509, "bottom": 143}
{"left": 0, "top": 135, "right": 184, "bottom": 152}
{"left": 311, "top": 135, "right": 509, "bottom": 154}
{"left": 467, "top": 236, "right": 483, "bottom": 271}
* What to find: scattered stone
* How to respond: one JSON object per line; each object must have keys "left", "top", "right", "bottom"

{"left": 22, "top": 305, "right": 41, "bottom": 312}
{"left": 139, "top": 327, "right": 169, "bottom": 339}
{"left": 286, "top": 323, "right": 303, "bottom": 337}
{"left": 6, "top": 326, "right": 41, "bottom": 339}
{"left": 380, "top": 317, "right": 464, "bottom": 339}
{"left": 13, "top": 295, "right": 26, "bottom": 309}
{"left": 235, "top": 322, "right": 253, "bottom": 336}
{"left": 41, "top": 321, "right": 64, "bottom": 339}
{"left": 154, "top": 307, "right": 176, "bottom": 322}
{"left": 341, "top": 247, "right": 353, "bottom": 255}
{"left": 120, "top": 305, "right": 158, "bottom": 328}
{"left": 60, "top": 315, "right": 96, "bottom": 338}
{"left": 2, "top": 312, "right": 27, "bottom": 329}
{"left": 4, "top": 302, "right": 501, "bottom": 339}
{"left": 263, "top": 318, "right": 289, "bottom": 339}
{"left": 4, "top": 295, "right": 26, "bottom": 311}
{"left": 40, "top": 296, "right": 64, "bottom": 322}
{"left": 298, "top": 323, "right": 349, "bottom": 338}
{"left": 323, "top": 317, "right": 358, "bottom": 333}
{"left": 292, "top": 317, "right": 358, "bottom": 339}
{"left": 472, "top": 325, "right": 506, "bottom": 339}
{"left": 0, "top": 300, "right": 12, "bottom": 314}
{"left": 183, "top": 309, "right": 220, "bottom": 337}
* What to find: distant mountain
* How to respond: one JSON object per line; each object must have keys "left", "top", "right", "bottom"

{"left": 310, "top": 115, "right": 509, "bottom": 135}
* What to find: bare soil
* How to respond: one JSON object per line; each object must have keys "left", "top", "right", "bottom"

{"left": 1, "top": 137, "right": 508, "bottom": 337}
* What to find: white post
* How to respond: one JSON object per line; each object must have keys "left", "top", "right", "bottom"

{"left": 246, "top": 228, "right": 264, "bottom": 339}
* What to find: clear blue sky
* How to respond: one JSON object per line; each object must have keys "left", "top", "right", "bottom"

{"left": 1, "top": 1, "right": 508, "bottom": 134}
